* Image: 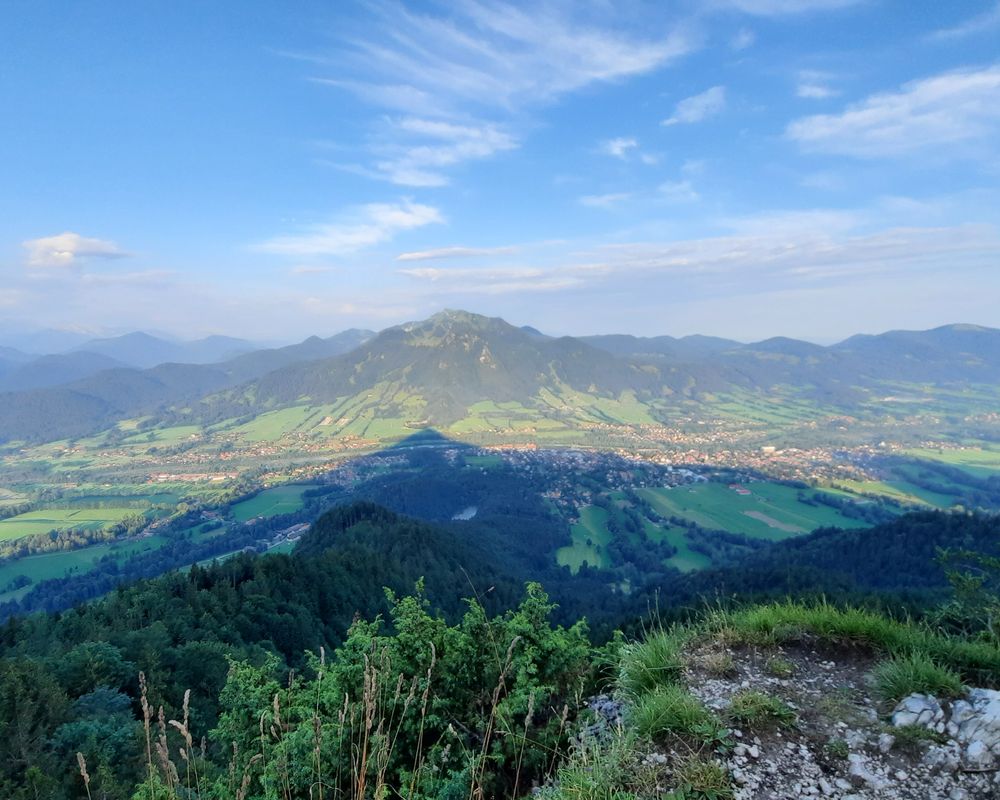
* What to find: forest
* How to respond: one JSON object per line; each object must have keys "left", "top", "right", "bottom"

{"left": 0, "top": 502, "right": 997, "bottom": 798}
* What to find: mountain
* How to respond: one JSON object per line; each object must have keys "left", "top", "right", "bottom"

{"left": 831, "top": 324, "right": 1000, "bottom": 382}
{"left": 0, "top": 329, "right": 377, "bottom": 442}
{"left": 582, "top": 333, "right": 741, "bottom": 361}
{"left": 0, "top": 351, "right": 129, "bottom": 392}
{"left": 224, "top": 310, "right": 668, "bottom": 424}
{"left": 0, "top": 327, "right": 96, "bottom": 354}
{"left": 217, "top": 328, "right": 374, "bottom": 377}
{"left": 71, "top": 331, "right": 257, "bottom": 368}
{"left": 1, "top": 311, "right": 999, "bottom": 446}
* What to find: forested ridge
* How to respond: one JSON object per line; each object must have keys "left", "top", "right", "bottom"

{"left": 0, "top": 503, "right": 997, "bottom": 798}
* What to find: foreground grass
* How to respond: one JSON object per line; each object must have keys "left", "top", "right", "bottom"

{"left": 705, "top": 601, "right": 1000, "bottom": 686}
{"left": 543, "top": 600, "right": 1000, "bottom": 800}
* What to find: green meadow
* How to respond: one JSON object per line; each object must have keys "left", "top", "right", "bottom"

{"left": 231, "top": 485, "right": 313, "bottom": 522}
{"left": 0, "top": 534, "right": 171, "bottom": 603}
{"left": 0, "top": 507, "right": 143, "bottom": 541}
{"left": 557, "top": 505, "right": 612, "bottom": 572}
{"left": 902, "top": 446, "right": 1000, "bottom": 479}
{"left": 637, "top": 482, "right": 867, "bottom": 542}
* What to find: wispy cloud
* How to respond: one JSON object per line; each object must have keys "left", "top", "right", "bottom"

{"left": 599, "top": 137, "right": 639, "bottom": 159}
{"left": 720, "top": 0, "right": 863, "bottom": 16}
{"left": 658, "top": 180, "right": 700, "bottom": 202}
{"left": 308, "top": 1, "right": 696, "bottom": 184}
{"left": 787, "top": 64, "right": 1000, "bottom": 157}
{"left": 662, "top": 86, "right": 726, "bottom": 126}
{"left": 731, "top": 28, "right": 756, "bottom": 50}
{"left": 371, "top": 118, "right": 518, "bottom": 187}
{"left": 22, "top": 232, "right": 128, "bottom": 268}
{"left": 579, "top": 192, "right": 631, "bottom": 208}
{"left": 564, "top": 222, "right": 999, "bottom": 286}
{"left": 928, "top": 2, "right": 1000, "bottom": 41}
{"left": 257, "top": 201, "right": 443, "bottom": 257}
{"left": 79, "top": 270, "right": 174, "bottom": 287}
{"left": 796, "top": 70, "right": 839, "bottom": 99}
{"left": 396, "top": 245, "right": 518, "bottom": 262}
{"left": 398, "top": 265, "right": 579, "bottom": 295}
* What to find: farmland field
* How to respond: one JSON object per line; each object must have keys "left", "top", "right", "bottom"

{"left": 0, "top": 534, "right": 171, "bottom": 603}
{"left": 231, "top": 485, "right": 314, "bottom": 522}
{"left": 902, "top": 446, "right": 1000, "bottom": 479}
{"left": 557, "top": 506, "right": 612, "bottom": 572}
{"left": 0, "top": 507, "right": 143, "bottom": 541}
{"left": 637, "top": 482, "right": 868, "bottom": 542}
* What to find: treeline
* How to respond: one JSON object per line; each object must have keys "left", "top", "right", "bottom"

{"left": 0, "top": 503, "right": 537, "bottom": 798}
{"left": 0, "top": 511, "right": 150, "bottom": 563}
{"left": 647, "top": 510, "right": 1000, "bottom": 620}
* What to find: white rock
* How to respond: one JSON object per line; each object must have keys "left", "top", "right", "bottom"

{"left": 966, "top": 739, "right": 995, "bottom": 769}
{"left": 878, "top": 732, "right": 895, "bottom": 753}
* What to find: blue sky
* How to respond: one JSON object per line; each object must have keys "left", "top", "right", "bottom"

{"left": 0, "top": 0, "right": 998, "bottom": 343}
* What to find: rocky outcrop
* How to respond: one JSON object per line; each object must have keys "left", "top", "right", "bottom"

{"left": 891, "top": 688, "right": 1000, "bottom": 770}
{"left": 676, "top": 643, "right": 1000, "bottom": 799}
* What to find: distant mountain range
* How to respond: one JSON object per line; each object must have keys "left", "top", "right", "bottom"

{"left": 0, "top": 310, "right": 997, "bottom": 445}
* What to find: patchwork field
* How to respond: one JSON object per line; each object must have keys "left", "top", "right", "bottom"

{"left": 231, "top": 485, "right": 314, "bottom": 522}
{"left": 557, "top": 506, "right": 612, "bottom": 571}
{"left": 0, "top": 507, "right": 144, "bottom": 541}
{"left": 637, "top": 482, "right": 868, "bottom": 542}
{"left": 0, "top": 534, "right": 171, "bottom": 603}
{"left": 902, "top": 446, "right": 1000, "bottom": 479}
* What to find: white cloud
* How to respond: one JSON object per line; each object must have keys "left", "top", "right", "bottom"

{"left": 658, "top": 180, "right": 700, "bottom": 202}
{"left": 257, "top": 201, "right": 444, "bottom": 257}
{"left": 563, "top": 222, "right": 1000, "bottom": 285}
{"left": 787, "top": 65, "right": 1000, "bottom": 157}
{"left": 331, "top": 2, "right": 696, "bottom": 113}
{"left": 928, "top": 2, "right": 1000, "bottom": 41}
{"left": 308, "top": 1, "right": 696, "bottom": 184}
{"left": 599, "top": 137, "right": 639, "bottom": 159}
{"left": 662, "top": 86, "right": 726, "bottom": 126}
{"left": 731, "top": 28, "right": 756, "bottom": 50}
{"left": 372, "top": 118, "right": 518, "bottom": 187}
{"left": 396, "top": 245, "right": 517, "bottom": 261}
{"left": 22, "top": 232, "right": 128, "bottom": 268}
{"left": 79, "top": 270, "right": 174, "bottom": 287}
{"left": 796, "top": 70, "right": 839, "bottom": 99}
{"left": 720, "top": 0, "right": 863, "bottom": 15}
{"left": 398, "top": 265, "right": 579, "bottom": 295}
{"left": 579, "top": 192, "right": 631, "bottom": 208}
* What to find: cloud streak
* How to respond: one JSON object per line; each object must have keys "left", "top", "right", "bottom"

{"left": 720, "top": 0, "right": 863, "bottom": 16}
{"left": 396, "top": 245, "right": 518, "bottom": 261}
{"left": 662, "top": 86, "right": 726, "bottom": 126}
{"left": 928, "top": 2, "right": 1000, "bottom": 41}
{"left": 257, "top": 201, "right": 443, "bottom": 257}
{"left": 787, "top": 64, "right": 1000, "bottom": 157}
{"left": 309, "top": 1, "right": 696, "bottom": 184}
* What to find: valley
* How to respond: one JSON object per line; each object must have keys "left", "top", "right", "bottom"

{"left": 1, "top": 312, "right": 999, "bottom": 617}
